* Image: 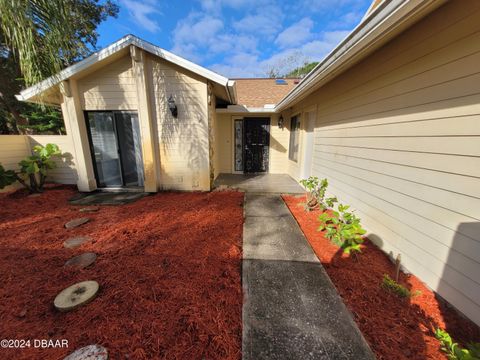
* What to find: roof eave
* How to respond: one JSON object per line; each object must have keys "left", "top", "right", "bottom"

{"left": 274, "top": 0, "right": 447, "bottom": 112}
{"left": 17, "top": 34, "right": 231, "bottom": 103}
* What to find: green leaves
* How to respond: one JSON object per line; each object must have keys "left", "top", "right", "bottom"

{"left": 381, "top": 274, "right": 420, "bottom": 298}
{"left": 300, "top": 176, "right": 330, "bottom": 210}
{"left": 435, "top": 328, "right": 480, "bottom": 360}
{"left": 1, "top": 143, "right": 62, "bottom": 192}
{"left": 0, "top": 164, "right": 17, "bottom": 189}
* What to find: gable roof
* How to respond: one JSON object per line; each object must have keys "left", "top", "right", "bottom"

{"left": 233, "top": 78, "right": 299, "bottom": 108}
{"left": 16, "top": 34, "right": 236, "bottom": 104}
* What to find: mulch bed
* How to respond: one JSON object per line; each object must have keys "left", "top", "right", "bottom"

{"left": 283, "top": 194, "right": 480, "bottom": 360}
{"left": 0, "top": 185, "right": 244, "bottom": 360}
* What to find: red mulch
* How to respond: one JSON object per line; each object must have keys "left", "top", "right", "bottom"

{"left": 0, "top": 185, "right": 244, "bottom": 360}
{"left": 283, "top": 195, "right": 480, "bottom": 360}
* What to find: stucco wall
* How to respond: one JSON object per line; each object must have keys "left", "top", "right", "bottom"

{"left": 148, "top": 55, "right": 210, "bottom": 191}
{"left": 214, "top": 113, "right": 290, "bottom": 176}
{"left": 287, "top": 0, "right": 480, "bottom": 325}
{"left": 0, "top": 135, "right": 77, "bottom": 192}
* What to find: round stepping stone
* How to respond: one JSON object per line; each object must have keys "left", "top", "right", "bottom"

{"left": 63, "top": 236, "right": 92, "bottom": 249}
{"left": 64, "top": 344, "right": 108, "bottom": 360}
{"left": 64, "top": 253, "right": 97, "bottom": 269}
{"left": 79, "top": 206, "right": 100, "bottom": 213}
{"left": 54, "top": 281, "right": 99, "bottom": 312}
{"left": 65, "top": 217, "right": 90, "bottom": 229}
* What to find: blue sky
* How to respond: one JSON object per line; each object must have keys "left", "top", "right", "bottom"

{"left": 96, "top": 0, "right": 372, "bottom": 78}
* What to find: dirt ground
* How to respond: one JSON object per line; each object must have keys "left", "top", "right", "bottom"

{"left": 0, "top": 185, "right": 244, "bottom": 360}
{"left": 283, "top": 194, "right": 480, "bottom": 360}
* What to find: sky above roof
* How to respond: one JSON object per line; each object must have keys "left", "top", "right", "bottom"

{"left": 96, "top": 0, "right": 372, "bottom": 78}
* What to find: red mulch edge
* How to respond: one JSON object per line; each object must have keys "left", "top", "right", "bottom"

{"left": 0, "top": 185, "right": 244, "bottom": 360}
{"left": 283, "top": 194, "right": 480, "bottom": 360}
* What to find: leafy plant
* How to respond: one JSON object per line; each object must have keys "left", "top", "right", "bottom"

{"left": 435, "top": 328, "right": 480, "bottom": 360}
{"left": 299, "top": 176, "right": 329, "bottom": 210}
{"left": 318, "top": 203, "right": 366, "bottom": 255}
{"left": 381, "top": 274, "right": 421, "bottom": 298}
{"left": 0, "top": 143, "right": 63, "bottom": 193}
{"left": 0, "top": 164, "right": 17, "bottom": 189}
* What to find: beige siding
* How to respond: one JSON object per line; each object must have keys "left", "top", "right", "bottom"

{"left": 215, "top": 114, "right": 232, "bottom": 174}
{"left": 269, "top": 114, "right": 291, "bottom": 175}
{"left": 0, "top": 135, "right": 77, "bottom": 192}
{"left": 289, "top": 0, "right": 480, "bottom": 325}
{"left": 78, "top": 55, "right": 137, "bottom": 110}
{"left": 148, "top": 55, "right": 210, "bottom": 190}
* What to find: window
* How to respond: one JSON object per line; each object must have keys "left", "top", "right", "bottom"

{"left": 289, "top": 115, "right": 300, "bottom": 162}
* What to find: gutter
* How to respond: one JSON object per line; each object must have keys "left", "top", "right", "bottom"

{"left": 274, "top": 0, "right": 446, "bottom": 112}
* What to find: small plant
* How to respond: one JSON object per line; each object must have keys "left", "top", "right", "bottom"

{"left": 299, "top": 176, "right": 329, "bottom": 210}
{"left": 0, "top": 143, "right": 63, "bottom": 193}
{"left": 318, "top": 203, "right": 366, "bottom": 255}
{"left": 0, "top": 164, "right": 17, "bottom": 189}
{"left": 435, "top": 328, "right": 480, "bottom": 360}
{"left": 381, "top": 274, "right": 421, "bottom": 298}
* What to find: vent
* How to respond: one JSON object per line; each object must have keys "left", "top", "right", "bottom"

{"left": 275, "top": 79, "right": 288, "bottom": 85}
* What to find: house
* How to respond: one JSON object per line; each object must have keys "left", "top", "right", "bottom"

{"left": 17, "top": 0, "right": 480, "bottom": 327}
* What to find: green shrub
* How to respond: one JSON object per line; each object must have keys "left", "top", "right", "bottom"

{"left": 299, "top": 176, "right": 329, "bottom": 210}
{"left": 0, "top": 164, "right": 17, "bottom": 189}
{"left": 381, "top": 274, "right": 421, "bottom": 298}
{"left": 0, "top": 143, "right": 63, "bottom": 193}
{"left": 318, "top": 203, "right": 366, "bottom": 255}
{"left": 435, "top": 328, "right": 480, "bottom": 360}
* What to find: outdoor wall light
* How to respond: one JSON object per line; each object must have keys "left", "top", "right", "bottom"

{"left": 168, "top": 95, "right": 178, "bottom": 118}
{"left": 278, "top": 115, "right": 284, "bottom": 129}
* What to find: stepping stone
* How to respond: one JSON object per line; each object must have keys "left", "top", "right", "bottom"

{"left": 65, "top": 217, "right": 90, "bottom": 229}
{"left": 64, "top": 253, "right": 97, "bottom": 269}
{"left": 63, "top": 236, "right": 92, "bottom": 249}
{"left": 54, "top": 280, "right": 99, "bottom": 312}
{"left": 64, "top": 344, "right": 108, "bottom": 360}
{"left": 79, "top": 206, "right": 100, "bottom": 213}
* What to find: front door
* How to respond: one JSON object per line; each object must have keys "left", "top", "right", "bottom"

{"left": 244, "top": 118, "right": 270, "bottom": 173}
{"left": 85, "top": 111, "right": 144, "bottom": 188}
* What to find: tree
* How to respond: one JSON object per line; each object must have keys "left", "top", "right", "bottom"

{"left": 286, "top": 61, "right": 319, "bottom": 78}
{"left": 264, "top": 51, "right": 310, "bottom": 78}
{"left": 0, "top": 0, "right": 118, "bottom": 134}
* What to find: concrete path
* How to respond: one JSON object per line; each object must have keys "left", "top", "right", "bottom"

{"left": 214, "top": 173, "right": 303, "bottom": 194}
{"left": 242, "top": 193, "right": 375, "bottom": 360}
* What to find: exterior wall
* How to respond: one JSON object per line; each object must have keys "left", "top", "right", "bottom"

{"left": 215, "top": 113, "right": 232, "bottom": 174}
{"left": 77, "top": 55, "right": 137, "bottom": 111}
{"left": 0, "top": 135, "right": 77, "bottom": 192}
{"left": 148, "top": 55, "right": 210, "bottom": 191}
{"left": 70, "top": 51, "right": 211, "bottom": 191}
{"left": 288, "top": 0, "right": 480, "bottom": 325}
{"left": 214, "top": 112, "right": 289, "bottom": 176}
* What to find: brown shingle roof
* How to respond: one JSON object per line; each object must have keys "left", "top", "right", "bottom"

{"left": 233, "top": 78, "right": 299, "bottom": 108}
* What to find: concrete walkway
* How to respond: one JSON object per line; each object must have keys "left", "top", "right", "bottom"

{"left": 214, "top": 173, "right": 303, "bottom": 194}
{"left": 242, "top": 193, "right": 375, "bottom": 360}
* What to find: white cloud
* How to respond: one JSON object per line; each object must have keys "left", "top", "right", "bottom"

{"left": 233, "top": 5, "right": 284, "bottom": 38}
{"left": 210, "top": 29, "right": 350, "bottom": 78}
{"left": 167, "top": 0, "right": 365, "bottom": 77}
{"left": 171, "top": 12, "right": 258, "bottom": 63}
{"left": 275, "top": 17, "right": 314, "bottom": 49}
{"left": 120, "top": 0, "right": 161, "bottom": 33}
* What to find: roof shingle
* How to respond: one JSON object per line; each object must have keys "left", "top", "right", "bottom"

{"left": 233, "top": 78, "right": 299, "bottom": 108}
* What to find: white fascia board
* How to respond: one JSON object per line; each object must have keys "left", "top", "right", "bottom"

{"left": 274, "top": 0, "right": 446, "bottom": 112}
{"left": 216, "top": 105, "right": 275, "bottom": 113}
{"left": 131, "top": 37, "right": 229, "bottom": 86}
{"left": 17, "top": 34, "right": 232, "bottom": 102}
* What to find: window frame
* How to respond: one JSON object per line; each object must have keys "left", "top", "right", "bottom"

{"left": 288, "top": 114, "right": 301, "bottom": 162}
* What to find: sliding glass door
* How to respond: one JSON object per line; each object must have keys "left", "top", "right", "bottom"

{"left": 85, "top": 111, "right": 144, "bottom": 188}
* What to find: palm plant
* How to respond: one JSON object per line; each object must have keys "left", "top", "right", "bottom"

{"left": 0, "top": 0, "right": 118, "bottom": 86}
